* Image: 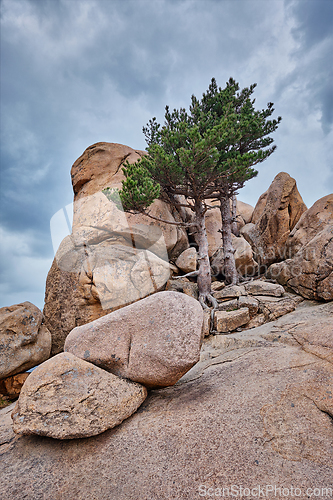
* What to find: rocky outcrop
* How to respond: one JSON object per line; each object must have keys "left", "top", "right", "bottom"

{"left": 65, "top": 291, "right": 203, "bottom": 389}
{"left": 11, "top": 352, "right": 147, "bottom": 439}
{"left": 0, "top": 302, "right": 51, "bottom": 379}
{"left": 1, "top": 301, "right": 332, "bottom": 499}
{"left": 44, "top": 142, "right": 191, "bottom": 354}
{"left": 241, "top": 172, "right": 307, "bottom": 268}
{"left": 268, "top": 224, "right": 333, "bottom": 301}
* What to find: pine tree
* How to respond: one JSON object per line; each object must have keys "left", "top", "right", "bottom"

{"left": 109, "top": 78, "right": 281, "bottom": 305}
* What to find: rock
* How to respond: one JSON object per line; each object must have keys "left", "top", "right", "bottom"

{"left": 246, "top": 313, "right": 266, "bottom": 329}
{"left": 175, "top": 247, "right": 197, "bottom": 273}
{"left": 44, "top": 142, "right": 191, "bottom": 354}
{"left": 165, "top": 277, "right": 199, "bottom": 300}
{"left": 0, "top": 373, "right": 29, "bottom": 399}
{"left": 251, "top": 190, "right": 268, "bottom": 223}
{"left": 202, "top": 309, "right": 212, "bottom": 337}
{"left": 238, "top": 295, "right": 259, "bottom": 318}
{"left": 11, "top": 353, "right": 147, "bottom": 439}
{"left": 44, "top": 235, "right": 170, "bottom": 355}
{"left": 214, "top": 308, "right": 250, "bottom": 333}
{"left": 1, "top": 302, "right": 333, "bottom": 498}
{"left": 211, "top": 235, "right": 259, "bottom": 277}
{"left": 244, "top": 280, "right": 285, "bottom": 297}
{"left": 241, "top": 173, "right": 307, "bottom": 267}
{"left": 216, "top": 299, "right": 238, "bottom": 311}
{"left": 210, "top": 281, "right": 225, "bottom": 292}
{"left": 212, "top": 284, "right": 246, "bottom": 300}
{"left": 236, "top": 199, "right": 254, "bottom": 224}
{"left": 0, "top": 302, "right": 51, "bottom": 379}
{"left": 205, "top": 205, "right": 222, "bottom": 257}
{"left": 256, "top": 296, "right": 296, "bottom": 322}
{"left": 65, "top": 291, "right": 203, "bottom": 389}
{"left": 285, "top": 193, "right": 333, "bottom": 258}
{"left": 268, "top": 224, "right": 333, "bottom": 301}
{"left": 71, "top": 143, "right": 189, "bottom": 259}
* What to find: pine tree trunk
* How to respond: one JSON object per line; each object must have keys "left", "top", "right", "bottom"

{"left": 231, "top": 194, "right": 239, "bottom": 236}
{"left": 194, "top": 201, "right": 217, "bottom": 308}
{"left": 219, "top": 195, "right": 239, "bottom": 285}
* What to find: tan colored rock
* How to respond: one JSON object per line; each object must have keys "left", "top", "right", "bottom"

{"left": 244, "top": 280, "right": 285, "bottom": 297}
{"left": 44, "top": 232, "right": 170, "bottom": 355}
{"left": 205, "top": 206, "right": 222, "bottom": 257}
{"left": 1, "top": 302, "right": 333, "bottom": 498}
{"left": 268, "top": 224, "right": 333, "bottom": 301}
{"left": 246, "top": 313, "right": 266, "bottom": 329}
{"left": 238, "top": 295, "right": 259, "bottom": 318}
{"left": 11, "top": 353, "right": 147, "bottom": 439}
{"left": 165, "top": 277, "right": 198, "bottom": 300}
{"left": 213, "top": 284, "right": 246, "bottom": 300}
{"left": 65, "top": 291, "right": 203, "bottom": 389}
{"left": 175, "top": 247, "right": 197, "bottom": 273}
{"left": 214, "top": 308, "right": 250, "bottom": 333}
{"left": 202, "top": 309, "right": 212, "bottom": 337}
{"left": 211, "top": 281, "right": 225, "bottom": 292}
{"left": 0, "top": 302, "right": 51, "bottom": 379}
{"left": 236, "top": 200, "right": 254, "bottom": 224}
{"left": 0, "top": 373, "right": 29, "bottom": 398}
{"left": 71, "top": 143, "right": 189, "bottom": 259}
{"left": 251, "top": 189, "right": 268, "bottom": 223}
{"left": 216, "top": 299, "right": 238, "bottom": 311}
{"left": 242, "top": 173, "right": 307, "bottom": 267}
{"left": 257, "top": 296, "right": 296, "bottom": 322}
{"left": 285, "top": 194, "right": 333, "bottom": 258}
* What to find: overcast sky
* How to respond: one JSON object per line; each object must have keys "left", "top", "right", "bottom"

{"left": 1, "top": 0, "right": 332, "bottom": 311}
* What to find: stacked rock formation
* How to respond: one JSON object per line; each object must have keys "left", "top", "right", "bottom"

{"left": 11, "top": 291, "right": 204, "bottom": 439}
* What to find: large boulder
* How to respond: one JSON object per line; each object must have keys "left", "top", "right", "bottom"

{"left": 0, "top": 302, "right": 51, "bottom": 379}
{"left": 44, "top": 233, "right": 170, "bottom": 355}
{"left": 285, "top": 193, "right": 333, "bottom": 258}
{"left": 65, "top": 291, "right": 203, "bottom": 389}
{"left": 71, "top": 142, "right": 189, "bottom": 259}
{"left": 1, "top": 301, "right": 332, "bottom": 499}
{"left": 241, "top": 172, "right": 307, "bottom": 268}
{"left": 11, "top": 352, "right": 147, "bottom": 439}
{"left": 268, "top": 224, "right": 333, "bottom": 301}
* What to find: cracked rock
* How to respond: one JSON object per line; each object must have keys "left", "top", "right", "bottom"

{"left": 65, "top": 291, "right": 203, "bottom": 389}
{"left": 11, "top": 352, "right": 147, "bottom": 439}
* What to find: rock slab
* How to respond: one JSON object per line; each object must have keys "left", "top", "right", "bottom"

{"left": 0, "top": 302, "right": 51, "bottom": 379}
{"left": 2, "top": 302, "right": 332, "bottom": 499}
{"left": 65, "top": 291, "right": 204, "bottom": 388}
{"left": 11, "top": 352, "right": 147, "bottom": 439}
{"left": 214, "top": 308, "right": 250, "bottom": 333}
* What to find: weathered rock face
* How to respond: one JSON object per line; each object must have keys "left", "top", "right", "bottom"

{"left": 268, "top": 224, "right": 333, "bottom": 301}
{"left": 71, "top": 143, "right": 189, "bottom": 258}
{"left": 285, "top": 193, "right": 333, "bottom": 258}
{"left": 0, "top": 302, "right": 51, "bottom": 379}
{"left": 1, "top": 302, "right": 332, "bottom": 499}
{"left": 241, "top": 172, "right": 307, "bottom": 267}
{"left": 65, "top": 291, "right": 204, "bottom": 389}
{"left": 44, "top": 142, "right": 191, "bottom": 354}
{"left": 11, "top": 352, "right": 147, "bottom": 440}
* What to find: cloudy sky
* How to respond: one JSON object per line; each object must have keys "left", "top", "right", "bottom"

{"left": 1, "top": 0, "right": 332, "bottom": 310}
